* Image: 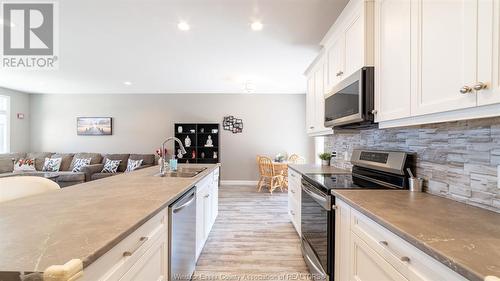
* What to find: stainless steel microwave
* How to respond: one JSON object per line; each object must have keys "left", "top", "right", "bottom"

{"left": 324, "top": 67, "right": 376, "bottom": 129}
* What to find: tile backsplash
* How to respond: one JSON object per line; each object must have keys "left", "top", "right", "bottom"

{"left": 324, "top": 117, "right": 500, "bottom": 213}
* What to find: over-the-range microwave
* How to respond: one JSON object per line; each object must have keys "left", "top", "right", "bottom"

{"left": 324, "top": 67, "right": 377, "bottom": 130}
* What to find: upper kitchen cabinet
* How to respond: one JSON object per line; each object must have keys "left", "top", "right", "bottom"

{"left": 324, "top": 0, "right": 375, "bottom": 95}
{"left": 477, "top": 0, "right": 500, "bottom": 106}
{"left": 374, "top": 0, "right": 412, "bottom": 122}
{"left": 411, "top": 0, "right": 478, "bottom": 115}
{"left": 305, "top": 55, "right": 332, "bottom": 136}
{"left": 375, "top": 0, "right": 500, "bottom": 128}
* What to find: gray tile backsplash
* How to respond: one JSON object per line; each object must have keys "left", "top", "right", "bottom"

{"left": 324, "top": 117, "right": 500, "bottom": 212}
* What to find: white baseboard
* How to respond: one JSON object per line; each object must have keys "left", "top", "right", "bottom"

{"left": 220, "top": 180, "right": 258, "bottom": 186}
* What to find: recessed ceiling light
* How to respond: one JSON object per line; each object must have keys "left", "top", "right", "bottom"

{"left": 177, "top": 21, "right": 190, "bottom": 31}
{"left": 250, "top": 21, "right": 263, "bottom": 31}
{"left": 123, "top": 81, "right": 132, "bottom": 86}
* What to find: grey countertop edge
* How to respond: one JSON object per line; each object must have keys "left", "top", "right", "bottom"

{"left": 80, "top": 164, "right": 220, "bottom": 269}
{"left": 331, "top": 190, "right": 483, "bottom": 281}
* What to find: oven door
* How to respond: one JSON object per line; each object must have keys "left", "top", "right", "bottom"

{"left": 301, "top": 179, "right": 331, "bottom": 280}
{"left": 324, "top": 69, "right": 364, "bottom": 127}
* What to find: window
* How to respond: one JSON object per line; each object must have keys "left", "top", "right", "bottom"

{"left": 0, "top": 95, "right": 10, "bottom": 153}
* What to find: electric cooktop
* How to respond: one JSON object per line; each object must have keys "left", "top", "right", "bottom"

{"left": 303, "top": 173, "right": 395, "bottom": 192}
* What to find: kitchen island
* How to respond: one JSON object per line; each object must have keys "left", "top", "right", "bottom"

{"left": 0, "top": 164, "right": 220, "bottom": 281}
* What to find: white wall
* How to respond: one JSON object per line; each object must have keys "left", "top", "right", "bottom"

{"left": 29, "top": 94, "right": 312, "bottom": 180}
{"left": 0, "top": 87, "right": 30, "bottom": 152}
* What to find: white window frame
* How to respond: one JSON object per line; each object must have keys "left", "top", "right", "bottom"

{"left": 0, "top": 95, "right": 10, "bottom": 153}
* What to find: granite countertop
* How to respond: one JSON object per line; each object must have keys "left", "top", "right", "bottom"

{"left": 288, "top": 164, "right": 350, "bottom": 175}
{"left": 332, "top": 190, "right": 500, "bottom": 281}
{"left": 0, "top": 164, "right": 219, "bottom": 274}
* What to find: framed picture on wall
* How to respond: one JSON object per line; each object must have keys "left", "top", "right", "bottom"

{"left": 77, "top": 117, "right": 112, "bottom": 136}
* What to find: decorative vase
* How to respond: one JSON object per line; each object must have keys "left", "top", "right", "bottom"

{"left": 185, "top": 136, "right": 191, "bottom": 147}
{"left": 322, "top": 159, "right": 330, "bottom": 166}
{"left": 177, "top": 126, "right": 183, "bottom": 133}
{"left": 213, "top": 152, "right": 218, "bottom": 159}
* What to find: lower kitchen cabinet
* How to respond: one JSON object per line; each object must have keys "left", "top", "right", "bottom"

{"left": 81, "top": 208, "right": 169, "bottom": 281}
{"left": 196, "top": 167, "right": 219, "bottom": 259}
{"left": 336, "top": 198, "right": 469, "bottom": 281}
{"left": 287, "top": 168, "right": 301, "bottom": 236}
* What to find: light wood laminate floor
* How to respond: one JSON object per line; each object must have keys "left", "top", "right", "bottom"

{"left": 194, "top": 185, "right": 311, "bottom": 280}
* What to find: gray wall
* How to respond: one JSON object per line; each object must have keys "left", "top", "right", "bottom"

{"left": 29, "top": 94, "right": 312, "bottom": 181}
{"left": 325, "top": 117, "right": 500, "bottom": 213}
{"left": 0, "top": 87, "right": 30, "bottom": 152}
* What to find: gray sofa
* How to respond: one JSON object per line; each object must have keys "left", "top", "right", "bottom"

{"left": 0, "top": 152, "right": 156, "bottom": 187}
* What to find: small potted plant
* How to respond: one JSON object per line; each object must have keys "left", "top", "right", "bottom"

{"left": 318, "top": 152, "right": 332, "bottom": 166}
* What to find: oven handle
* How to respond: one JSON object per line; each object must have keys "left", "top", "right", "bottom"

{"left": 301, "top": 240, "right": 327, "bottom": 279}
{"left": 302, "top": 182, "right": 330, "bottom": 210}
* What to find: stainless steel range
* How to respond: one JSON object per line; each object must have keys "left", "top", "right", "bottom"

{"left": 300, "top": 149, "right": 416, "bottom": 281}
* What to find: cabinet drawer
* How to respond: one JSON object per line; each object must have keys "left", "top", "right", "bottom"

{"left": 351, "top": 209, "right": 468, "bottom": 281}
{"left": 288, "top": 195, "right": 301, "bottom": 236}
{"left": 82, "top": 209, "right": 167, "bottom": 281}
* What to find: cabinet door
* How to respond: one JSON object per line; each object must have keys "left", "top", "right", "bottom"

{"left": 306, "top": 74, "right": 316, "bottom": 133}
{"left": 120, "top": 236, "right": 167, "bottom": 281}
{"left": 210, "top": 181, "right": 218, "bottom": 228}
{"left": 477, "top": 0, "right": 500, "bottom": 106}
{"left": 326, "top": 36, "right": 345, "bottom": 90}
{"left": 334, "top": 200, "right": 351, "bottom": 281}
{"left": 344, "top": 13, "right": 364, "bottom": 77}
{"left": 203, "top": 190, "right": 212, "bottom": 239}
{"left": 412, "top": 0, "right": 478, "bottom": 115}
{"left": 375, "top": 0, "right": 412, "bottom": 121}
{"left": 350, "top": 234, "right": 409, "bottom": 281}
{"left": 314, "top": 63, "right": 327, "bottom": 129}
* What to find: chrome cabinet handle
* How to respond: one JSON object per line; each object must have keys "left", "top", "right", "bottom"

{"left": 379, "top": 240, "right": 388, "bottom": 246}
{"left": 291, "top": 190, "right": 296, "bottom": 194}
{"left": 336, "top": 71, "right": 344, "bottom": 77}
{"left": 123, "top": 236, "right": 148, "bottom": 257}
{"left": 309, "top": 126, "right": 315, "bottom": 129}
{"left": 473, "top": 82, "right": 487, "bottom": 91}
{"left": 331, "top": 204, "right": 337, "bottom": 210}
{"left": 371, "top": 109, "right": 378, "bottom": 115}
{"left": 460, "top": 86, "right": 473, "bottom": 94}
{"left": 204, "top": 194, "right": 210, "bottom": 198}
{"left": 290, "top": 210, "right": 295, "bottom": 216}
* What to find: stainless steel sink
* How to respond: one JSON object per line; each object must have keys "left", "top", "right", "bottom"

{"left": 155, "top": 167, "right": 207, "bottom": 178}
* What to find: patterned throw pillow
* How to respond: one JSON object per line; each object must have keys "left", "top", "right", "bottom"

{"left": 13, "top": 158, "right": 36, "bottom": 172}
{"left": 126, "top": 159, "right": 143, "bottom": 172}
{"left": 72, "top": 158, "right": 91, "bottom": 172}
{"left": 102, "top": 158, "right": 121, "bottom": 173}
{"left": 42, "top": 157, "right": 62, "bottom": 172}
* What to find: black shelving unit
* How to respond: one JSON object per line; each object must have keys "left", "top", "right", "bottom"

{"left": 174, "top": 123, "right": 220, "bottom": 164}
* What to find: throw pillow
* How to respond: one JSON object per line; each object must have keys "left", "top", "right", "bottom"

{"left": 42, "top": 157, "right": 62, "bottom": 172}
{"left": 72, "top": 158, "right": 91, "bottom": 172}
{"left": 13, "top": 158, "right": 36, "bottom": 172}
{"left": 126, "top": 159, "right": 143, "bottom": 172}
{"left": 102, "top": 159, "right": 121, "bottom": 173}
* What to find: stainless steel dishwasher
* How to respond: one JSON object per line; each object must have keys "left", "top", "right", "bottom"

{"left": 169, "top": 187, "right": 196, "bottom": 281}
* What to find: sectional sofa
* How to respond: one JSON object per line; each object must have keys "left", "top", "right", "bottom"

{"left": 0, "top": 152, "right": 156, "bottom": 187}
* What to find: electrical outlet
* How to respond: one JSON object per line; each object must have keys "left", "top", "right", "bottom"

{"left": 331, "top": 151, "right": 337, "bottom": 159}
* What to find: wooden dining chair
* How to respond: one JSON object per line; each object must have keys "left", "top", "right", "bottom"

{"left": 257, "top": 156, "right": 284, "bottom": 193}
{"left": 256, "top": 155, "right": 264, "bottom": 190}
{"left": 288, "top": 154, "right": 305, "bottom": 164}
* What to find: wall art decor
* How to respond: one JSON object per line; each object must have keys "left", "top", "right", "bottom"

{"left": 77, "top": 117, "right": 112, "bottom": 136}
{"left": 223, "top": 116, "right": 243, "bottom": 133}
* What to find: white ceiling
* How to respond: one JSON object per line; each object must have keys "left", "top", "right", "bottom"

{"left": 0, "top": 0, "right": 348, "bottom": 94}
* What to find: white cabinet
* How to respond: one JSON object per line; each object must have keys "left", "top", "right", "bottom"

{"left": 375, "top": 0, "right": 500, "bottom": 128}
{"left": 195, "top": 168, "right": 219, "bottom": 259}
{"left": 350, "top": 234, "right": 409, "bottom": 281}
{"left": 324, "top": 0, "right": 374, "bottom": 93}
{"left": 477, "top": 0, "right": 500, "bottom": 106}
{"left": 82, "top": 208, "right": 168, "bottom": 281}
{"left": 411, "top": 0, "right": 478, "bottom": 115}
{"left": 287, "top": 168, "right": 301, "bottom": 236}
{"left": 374, "top": 0, "right": 412, "bottom": 122}
{"left": 335, "top": 198, "right": 469, "bottom": 281}
{"left": 305, "top": 57, "right": 331, "bottom": 136}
